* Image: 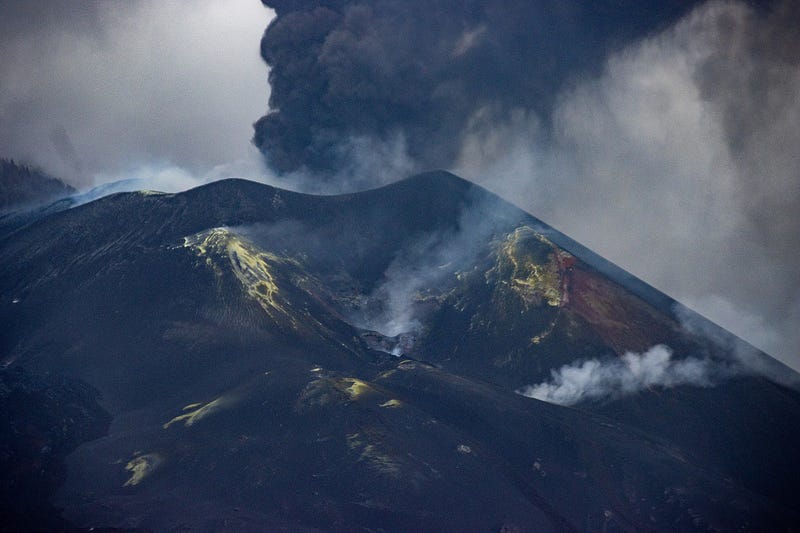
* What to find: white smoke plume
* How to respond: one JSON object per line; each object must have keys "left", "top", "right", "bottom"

{"left": 517, "top": 345, "right": 735, "bottom": 406}
{"left": 363, "top": 195, "right": 503, "bottom": 337}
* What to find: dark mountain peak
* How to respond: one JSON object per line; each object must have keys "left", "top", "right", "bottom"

{"left": 180, "top": 170, "right": 483, "bottom": 212}
{"left": 182, "top": 176, "right": 281, "bottom": 200}
{"left": 3, "top": 171, "right": 800, "bottom": 530}
{"left": 365, "top": 169, "right": 475, "bottom": 197}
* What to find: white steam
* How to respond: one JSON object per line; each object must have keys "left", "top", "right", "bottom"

{"left": 517, "top": 345, "right": 734, "bottom": 406}
{"left": 362, "top": 194, "right": 505, "bottom": 337}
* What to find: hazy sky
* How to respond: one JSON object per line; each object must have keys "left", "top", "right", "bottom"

{"left": 0, "top": 0, "right": 273, "bottom": 188}
{"left": 0, "top": 0, "right": 798, "bottom": 371}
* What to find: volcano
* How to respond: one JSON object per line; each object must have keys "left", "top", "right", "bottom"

{"left": 1, "top": 171, "right": 799, "bottom": 531}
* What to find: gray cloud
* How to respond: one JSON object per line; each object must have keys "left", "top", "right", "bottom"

{"left": 516, "top": 345, "right": 733, "bottom": 406}
{"left": 254, "top": 0, "right": 701, "bottom": 180}
{"left": 456, "top": 0, "right": 800, "bottom": 370}
{"left": 672, "top": 302, "right": 800, "bottom": 387}
{"left": 0, "top": 0, "right": 272, "bottom": 189}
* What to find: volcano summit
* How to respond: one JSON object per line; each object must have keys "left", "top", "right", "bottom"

{"left": 1, "top": 172, "right": 799, "bottom": 531}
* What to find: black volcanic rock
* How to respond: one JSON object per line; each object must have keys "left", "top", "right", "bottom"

{"left": 1, "top": 172, "right": 799, "bottom": 531}
{"left": 0, "top": 367, "right": 110, "bottom": 530}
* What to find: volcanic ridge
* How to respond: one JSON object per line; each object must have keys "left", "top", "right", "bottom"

{"left": 1, "top": 171, "right": 799, "bottom": 531}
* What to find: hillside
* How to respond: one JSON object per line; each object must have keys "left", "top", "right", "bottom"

{"left": 1, "top": 172, "right": 798, "bottom": 531}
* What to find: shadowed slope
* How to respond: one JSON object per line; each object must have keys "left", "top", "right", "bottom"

{"left": 1, "top": 172, "right": 799, "bottom": 531}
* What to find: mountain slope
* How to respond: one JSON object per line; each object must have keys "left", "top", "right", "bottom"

{"left": 1, "top": 172, "right": 799, "bottom": 531}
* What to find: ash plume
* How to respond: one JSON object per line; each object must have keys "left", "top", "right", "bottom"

{"left": 254, "top": 0, "right": 700, "bottom": 180}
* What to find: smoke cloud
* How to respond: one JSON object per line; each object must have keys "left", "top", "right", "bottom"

{"left": 255, "top": 0, "right": 700, "bottom": 180}
{"left": 0, "top": 0, "right": 272, "bottom": 189}
{"left": 254, "top": 0, "right": 800, "bottom": 371}
{"left": 517, "top": 345, "right": 734, "bottom": 406}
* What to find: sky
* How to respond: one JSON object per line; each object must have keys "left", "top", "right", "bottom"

{"left": 0, "top": 0, "right": 798, "bottom": 370}
{"left": 0, "top": 0, "right": 273, "bottom": 189}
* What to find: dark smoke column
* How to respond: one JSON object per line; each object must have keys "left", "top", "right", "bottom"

{"left": 254, "top": 0, "right": 701, "bottom": 179}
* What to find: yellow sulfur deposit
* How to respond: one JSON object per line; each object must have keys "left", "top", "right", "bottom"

{"left": 296, "top": 376, "right": 396, "bottom": 412}
{"left": 163, "top": 397, "right": 228, "bottom": 429}
{"left": 531, "top": 316, "right": 559, "bottom": 345}
{"left": 347, "top": 430, "right": 403, "bottom": 477}
{"left": 493, "top": 226, "right": 567, "bottom": 308}
{"left": 123, "top": 453, "right": 162, "bottom": 487}
{"left": 183, "top": 228, "right": 299, "bottom": 324}
{"left": 340, "top": 377, "right": 374, "bottom": 399}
